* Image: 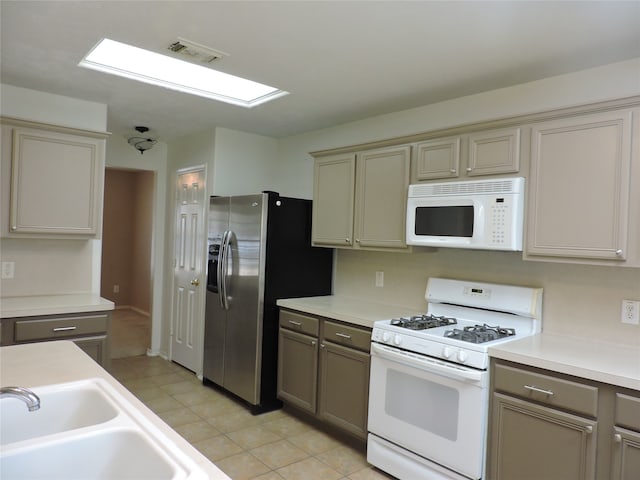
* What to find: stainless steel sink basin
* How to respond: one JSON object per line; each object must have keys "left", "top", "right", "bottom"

{"left": 0, "top": 380, "right": 118, "bottom": 445}
{"left": 0, "top": 429, "right": 184, "bottom": 479}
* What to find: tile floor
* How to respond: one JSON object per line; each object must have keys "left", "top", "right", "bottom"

{"left": 110, "top": 355, "right": 395, "bottom": 480}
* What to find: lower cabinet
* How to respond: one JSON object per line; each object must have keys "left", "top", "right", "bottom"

{"left": 0, "top": 311, "right": 111, "bottom": 369}
{"left": 611, "top": 394, "right": 640, "bottom": 480}
{"left": 277, "top": 309, "right": 371, "bottom": 440}
{"left": 488, "top": 359, "right": 640, "bottom": 480}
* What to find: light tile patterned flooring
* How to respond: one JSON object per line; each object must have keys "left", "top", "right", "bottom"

{"left": 110, "top": 355, "right": 395, "bottom": 480}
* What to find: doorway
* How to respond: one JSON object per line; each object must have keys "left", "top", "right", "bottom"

{"left": 101, "top": 168, "right": 155, "bottom": 358}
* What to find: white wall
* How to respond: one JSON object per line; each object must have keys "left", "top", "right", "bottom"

{"left": 276, "top": 58, "right": 640, "bottom": 346}
{"left": 276, "top": 58, "right": 640, "bottom": 199}
{"left": 0, "top": 84, "right": 108, "bottom": 297}
{"left": 212, "top": 128, "right": 280, "bottom": 196}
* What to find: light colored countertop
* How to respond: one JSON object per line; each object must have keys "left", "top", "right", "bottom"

{"left": 0, "top": 341, "right": 230, "bottom": 479}
{"left": 0, "top": 294, "right": 114, "bottom": 318}
{"left": 277, "top": 295, "right": 422, "bottom": 329}
{"left": 489, "top": 333, "right": 640, "bottom": 391}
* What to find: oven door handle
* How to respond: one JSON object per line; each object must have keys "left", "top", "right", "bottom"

{"left": 371, "top": 343, "right": 484, "bottom": 383}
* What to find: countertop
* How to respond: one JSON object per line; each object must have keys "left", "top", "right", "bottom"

{"left": 489, "top": 333, "right": 640, "bottom": 391}
{"left": 0, "top": 341, "right": 230, "bottom": 479}
{"left": 0, "top": 294, "right": 114, "bottom": 318}
{"left": 277, "top": 295, "right": 422, "bottom": 329}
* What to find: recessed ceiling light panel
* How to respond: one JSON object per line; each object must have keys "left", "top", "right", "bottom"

{"left": 78, "top": 38, "right": 288, "bottom": 107}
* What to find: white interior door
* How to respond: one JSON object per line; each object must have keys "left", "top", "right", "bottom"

{"left": 171, "top": 166, "right": 205, "bottom": 371}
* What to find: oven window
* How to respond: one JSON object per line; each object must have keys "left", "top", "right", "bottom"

{"left": 414, "top": 206, "right": 474, "bottom": 237}
{"left": 385, "top": 369, "right": 459, "bottom": 441}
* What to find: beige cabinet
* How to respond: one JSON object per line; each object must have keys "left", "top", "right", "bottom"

{"left": 526, "top": 109, "right": 634, "bottom": 263}
{"left": 318, "top": 320, "right": 371, "bottom": 439}
{"left": 1, "top": 120, "right": 107, "bottom": 237}
{"left": 0, "top": 311, "right": 111, "bottom": 369}
{"left": 277, "top": 310, "right": 319, "bottom": 413}
{"left": 312, "top": 145, "right": 411, "bottom": 250}
{"left": 611, "top": 394, "right": 640, "bottom": 480}
{"left": 489, "top": 362, "right": 598, "bottom": 480}
{"left": 413, "top": 127, "right": 520, "bottom": 181}
{"left": 277, "top": 309, "right": 371, "bottom": 440}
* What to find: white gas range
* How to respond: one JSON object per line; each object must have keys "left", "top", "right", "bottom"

{"left": 367, "top": 278, "right": 543, "bottom": 480}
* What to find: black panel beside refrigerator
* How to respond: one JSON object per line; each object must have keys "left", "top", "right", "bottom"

{"left": 203, "top": 192, "right": 333, "bottom": 414}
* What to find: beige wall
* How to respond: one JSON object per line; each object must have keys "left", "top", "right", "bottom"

{"left": 101, "top": 169, "right": 153, "bottom": 313}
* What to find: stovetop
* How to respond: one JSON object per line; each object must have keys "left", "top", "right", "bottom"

{"left": 371, "top": 278, "right": 543, "bottom": 370}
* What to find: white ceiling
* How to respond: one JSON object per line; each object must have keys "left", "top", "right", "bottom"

{"left": 2, "top": 1, "right": 639, "bottom": 141}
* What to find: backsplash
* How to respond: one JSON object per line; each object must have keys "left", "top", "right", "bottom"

{"left": 333, "top": 248, "right": 640, "bottom": 347}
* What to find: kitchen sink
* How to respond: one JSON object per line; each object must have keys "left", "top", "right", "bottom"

{"left": 0, "top": 429, "right": 184, "bottom": 479}
{"left": 0, "top": 378, "right": 209, "bottom": 479}
{"left": 0, "top": 380, "right": 118, "bottom": 445}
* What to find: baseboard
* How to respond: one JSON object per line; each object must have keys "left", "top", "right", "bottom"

{"left": 114, "top": 305, "right": 150, "bottom": 317}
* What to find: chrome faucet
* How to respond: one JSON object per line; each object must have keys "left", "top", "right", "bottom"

{"left": 0, "top": 386, "right": 41, "bottom": 411}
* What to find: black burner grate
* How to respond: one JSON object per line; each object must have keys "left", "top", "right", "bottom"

{"left": 444, "top": 324, "right": 516, "bottom": 344}
{"left": 391, "top": 314, "right": 457, "bottom": 330}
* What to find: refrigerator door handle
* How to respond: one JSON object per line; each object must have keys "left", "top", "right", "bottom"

{"left": 218, "top": 230, "right": 230, "bottom": 310}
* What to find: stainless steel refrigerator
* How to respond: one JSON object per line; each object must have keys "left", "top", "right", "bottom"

{"left": 203, "top": 192, "right": 333, "bottom": 413}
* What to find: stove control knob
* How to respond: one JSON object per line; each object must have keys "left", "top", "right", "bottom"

{"left": 382, "top": 332, "right": 391, "bottom": 343}
{"left": 393, "top": 334, "right": 402, "bottom": 346}
{"left": 457, "top": 350, "right": 469, "bottom": 363}
{"left": 442, "top": 347, "right": 452, "bottom": 359}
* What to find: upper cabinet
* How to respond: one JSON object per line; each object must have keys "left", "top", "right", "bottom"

{"left": 413, "top": 127, "right": 520, "bottom": 181}
{"left": 525, "top": 109, "right": 636, "bottom": 264}
{"left": 312, "top": 145, "right": 411, "bottom": 250}
{"left": 1, "top": 120, "right": 108, "bottom": 238}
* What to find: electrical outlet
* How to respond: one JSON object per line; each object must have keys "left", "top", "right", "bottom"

{"left": 1, "top": 261, "right": 15, "bottom": 279}
{"left": 621, "top": 300, "right": 640, "bottom": 325}
{"left": 375, "top": 271, "right": 384, "bottom": 288}
{"left": 113, "top": 284, "right": 120, "bottom": 293}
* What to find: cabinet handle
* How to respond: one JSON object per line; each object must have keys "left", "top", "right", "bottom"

{"left": 614, "top": 433, "right": 622, "bottom": 442}
{"left": 466, "top": 167, "right": 472, "bottom": 172}
{"left": 523, "top": 385, "right": 554, "bottom": 396}
{"left": 355, "top": 239, "right": 360, "bottom": 243}
{"left": 320, "top": 343, "right": 325, "bottom": 349}
{"left": 345, "top": 238, "right": 350, "bottom": 243}
{"left": 335, "top": 332, "right": 352, "bottom": 340}
{"left": 449, "top": 169, "right": 457, "bottom": 174}
{"left": 615, "top": 249, "right": 623, "bottom": 256}
{"left": 288, "top": 320, "right": 302, "bottom": 327}
{"left": 585, "top": 425, "right": 593, "bottom": 434}
{"left": 311, "top": 340, "right": 316, "bottom": 346}
{"left": 52, "top": 326, "right": 77, "bottom": 332}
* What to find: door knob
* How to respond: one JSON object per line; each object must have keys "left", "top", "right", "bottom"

{"left": 190, "top": 278, "right": 200, "bottom": 286}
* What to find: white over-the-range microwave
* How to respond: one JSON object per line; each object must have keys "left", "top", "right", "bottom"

{"left": 406, "top": 176, "right": 525, "bottom": 251}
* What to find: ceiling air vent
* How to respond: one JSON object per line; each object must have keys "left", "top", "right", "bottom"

{"left": 167, "top": 37, "right": 228, "bottom": 64}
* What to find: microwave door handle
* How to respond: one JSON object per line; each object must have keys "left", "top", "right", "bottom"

{"left": 371, "top": 343, "right": 483, "bottom": 383}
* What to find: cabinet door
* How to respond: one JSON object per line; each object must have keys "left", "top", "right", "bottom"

{"left": 277, "top": 328, "right": 318, "bottom": 414}
{"left": 490, "top": 392, "right": 597, "bottom": 480}
{"left": 526, "top": 110, "right": 633, "bottom": 261}
{"left": 414, "top": 137, "right": 461, "bottom": 180}
{"left": 467, "top": 127, "right": 520, "bottom": 176}
{"left": 312, "top": 153, "right": 356, "bottom": 246}
{"left": 74, "top": 335, "right": 109, "bottom": 369}
{"left": 354, "top": 145, "right": 410, "bottom": 248}
{"left": 318, "top": 341, "right": 370, "bottom": 440}
{"left": 9, "top": 127, "right": 104, "bottom": 235}
{"left": 611, "top": 427, "right": 640, "bottom": 480}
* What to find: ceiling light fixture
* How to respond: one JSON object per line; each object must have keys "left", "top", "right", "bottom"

{"left": 78, "top": 38, "right": 288, "bottom": 107}
{"left": 127, "top": 126, "right": 157, "bottom": 154}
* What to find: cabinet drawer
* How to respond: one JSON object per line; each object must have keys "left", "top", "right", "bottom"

{"left": 323, "top": 320, "right": 371, "bottom": 352}
{"left": 493, "top": 363, "right": 598, "bottom": 417}
{"left": 14, "top": 314, "right": 108, "bottom": 342}
{"left": 279, "top": 310, "right": 319, "bottom": 336}
{"left": 615, "top": 393, "right": 640, "bottom": 431}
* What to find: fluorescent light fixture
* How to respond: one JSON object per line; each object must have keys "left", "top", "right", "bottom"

{"left": 79, "top": 38, "right": 288, "bottom": 107}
